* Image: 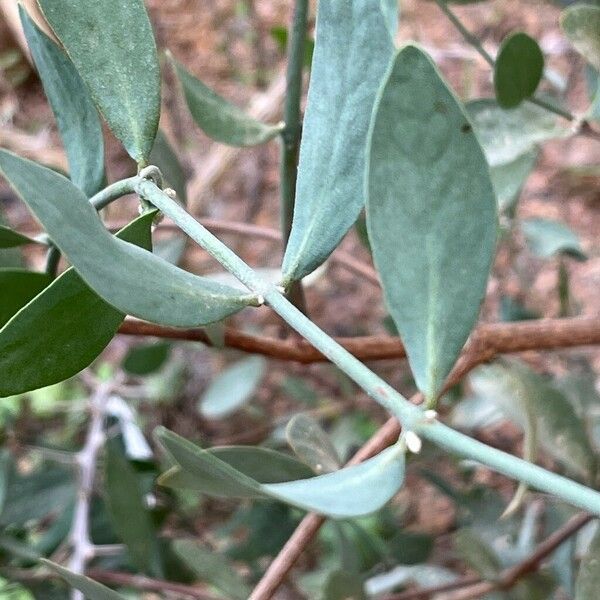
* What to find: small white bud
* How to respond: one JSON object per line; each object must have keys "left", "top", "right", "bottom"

{"left": 164, "top": 187, "right": 177, "bottom": 199}
{"left": 405, "top": 431, "right": 422, "bottom": 454}
{"left": 423, "top": 410, "right": 438, "bottom": 423}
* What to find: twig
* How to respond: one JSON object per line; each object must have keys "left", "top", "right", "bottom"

{"left": 68, "top": 382, "right": 111, "bottom": 600}
{"left": 118, "top": 316, "right": 600, "bottom": 364}
{"left": 85, "top": 569, "right": 221, "bottom": 600}
{"left": 388, "top": 512, "right": 593, "bottom": 600}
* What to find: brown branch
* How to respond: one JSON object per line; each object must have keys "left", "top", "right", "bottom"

{"left": 247, "top": 318, "right": 600, "bottom": 600}
{"left": 387, "top": 511, "right": 593, "bottom": 600}
{"left": 86, "top": 569, "right": 220, "bottom": 600}
{"left": 119, "top": 316, "right": 600, "bottom": 364}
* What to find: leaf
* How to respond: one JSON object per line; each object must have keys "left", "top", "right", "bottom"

{"left": 157, "top": 428, "right": 405, "bottom": 518}
{"left": 494, "top": 32, "right": 544, "bottom": 108}
{"left": 454, "top": 529, "right": 502, "bottom": 579}
{"left": 281, "top": 0, "right": 397, "bottom": 283}
{"left": 466, "top": 98, "right": 570, "bottom": 167}
{"left": 122, "top": 342, "right": 171, "bottom": 376}
{"left": 575, "top": 523, "right": 600, "bottom": 599}
{"left": 199, "top": 356, "right": 267, "bottom": 419}
{"left": 41, "top": 560, "right": 125, "bottom": 600}
{"left": 521, "top": 218, "right": 587, "bottom": 260}
{"left": 171, "top": 56, "right": 282, "bottom": 147}
{"left": 104, "top": 440, "right": 162, "bottom": 576}
{"left": 0, "top": 269, "right": 51, "bottom": 328}
{"left": 323, "top": 570, "right": 365, "bottom": 600}
{"left": 172, "top": 540, "right": 251, "bottom": 600}
{"left": 286, "top": 413, "right": 341, "bottom": 473}
{"left": 159, "top": 442, "right": 313, "bottom": 492}
{"left": 366, "top": 45, "right": 497, "bottom": 401}
{"left": 37, "top": 0, "right": 161, "bottom": 164}
{"left": 262, "top": 445, "right": 405, "bottom": 519}
{"left": 0, "top": 226, "right": 38, "bottom": 248}
{"left": 491, "top": 150, "right": 537, "bottom": 213}
{"left": 561, "top": 5, "right": 600, "bottom": 70}
{"left": 20, "top": 7, "right": 105, "bottom": 196}
{"left": 470, "top": 362, "right": 596, "bottom": 480}
{"left": 149, "top": 129, "right": 187, "bottom": 204}
{"left": 0, "top": 214, "right": 153, "bottom": 398}
{"left": 0, "top": 150, "right": 255, "bottom": 327}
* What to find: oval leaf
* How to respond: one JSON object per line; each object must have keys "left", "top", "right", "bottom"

{"left": 172, "top": 56, "right": 282, "bottom": 147}
{"left": 262, "top": 445, "right": 405, "bottom": 519}
{"left": 199, "top": 356, "right": 267, "bottom": 419}
{"left": 0, "top": 150, "right": 255, "bottom": 327}
{"left": 522, "top": 218, "right": 586, "bottom": 260}
{"left": 494, "top": 32, "right": 544, "bottom": 109}
{"left": 37, "top": 0, "right": 161, "bottom": 164}
{"left": 561, "top": 5, "right": 600, "bottom": 71}
{"left": 122, "top": 341, "right": 171, "bottom": 376}
{"left": 41, "top": 560, "right": 125, "bottom": 600}
{"left": 0, "top": 214, "right": 153, "bottom": 398}
{"left": 281, "top": 0, "right": 397, "bottom": 283}
{"left": 20, "top": 6, "right": 105, "bottom": 196}
{"left": 286, "top": 413, "right": 341, "bottom": 473}
{"left": 0, "top": 269, "right": 51, "bottom": 328}
{"left": 366, "top": 45, "right": 497, "bottom": 401}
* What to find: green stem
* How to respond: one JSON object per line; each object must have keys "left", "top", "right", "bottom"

{"left": 89, "top": 177, "right": 139, "bottom": 211}
{"left": 435, "top": 0, "right": 576, "bottom": 122}
{"left": 280, "top": 0, "right": 309, "bottom": 313}
{"left": 136, "top": 178, "right": 600, "bottom": 516}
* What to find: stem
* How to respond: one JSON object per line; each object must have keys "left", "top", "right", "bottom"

{"left": 280, "top": 0, "right": 309, "bottom": 313}
{"left": 89, "top": 177, "right": 139, "bottom": 211}
{"left": 44, "top": 245, "right": 61, "bottom": 277}
{"left": 435, "top": 0, "right": 576, "bottom": 122}
{"left": 136, "top": 178, "right": 600, "bottom": 516}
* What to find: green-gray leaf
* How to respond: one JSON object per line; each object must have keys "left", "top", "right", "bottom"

{"left": 0, "top": 214, "right": 153, "bottom": 398}
{"left": 199, "top": 356, "right": 267, "bottom": 419}
{"left": 522, "top": 218, "right": 586, "bottom": 260}
{"left": 37, "top": 0, "right": 161, "bottom": 164}
{"left": 0, "top": 150, "right": 255, "bottom": 327}
{"left": 172, "top": 57, "right": 281, "bottom": 147}
{"left": 286, "top": 413, "right": 341, "bottom": 474}
{"left": 281, "top": 0, "right": 397, "bottom": 283}
{"left": 122, "top": 341, "right": 171, "bottom": 376}
{"left": 366, "top": 45, "right": 497, "bottom": 401}
{"left": 466, "top": 98, "right": 570, "bottom": 167}
{"left": 149, "top": 130, "right": 187, "bottom": 204}
{"left": 42, "top": 560, "right": 125, "bottom": 600}
{"left": 172, "top": 540, "right": 251, "bottom": 600}
{"left": 491, "top": 150, "right": 537, "bottom": 213}
{"left": 0, "top": 226, "right": 39, "bottom": 249}
{"left": 561, "top": 5, "right": 600, "bottom": 70}
{"left": 576, "top": 525, "right": 600, "bottom": 599}
{"left": 20, "top": 6, "right": 105, "bottom": 196}
{"left": 494, "top": 32, "right": 544, "bottom": 108}
{"left": 157, "top": 428, "right": 405, "bottom": 518}
{"left": 105, "top": 440, "right": 162, "bottom": 576}
{"left": 0, "top": 269, "right": 51, "bottom": 328}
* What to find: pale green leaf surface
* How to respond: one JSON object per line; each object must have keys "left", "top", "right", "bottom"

{"left": 0, "top": 269, "right": 51, "bottom": 328}
{"left": 262, "top": 445, "right": 405, "bottom": 519}
{"left": 42, "top": 560, "right": 125, "bottom": 600}
{"left": 561, "top": 5, "right": 600, "bottom": 70}
{"left": 0, "top": 226, "right": 38, "bottom": 249}
{"left": 467, "top": 99, "right": 570, "bottom": 167}
{"left": 522, "top": 218, "right": 586, "bottom": 260}
{"left": 157, "top": 428, "right": 404, "bottom": 518}
{"left": 21, "top": 7, "right": 105, "bottom": 196}
{"left": 0, "top": 214, "right": 153, "bottom": 398}
{"left": 0, "top": 150, "right": 254, "bottom": 327}
{"left": 494, "top": 32, "right": 544, "bottom": 108}
{"left": 37, "top": 0, "right": 161, "bottom": 164}
{"left": 149, "top": 129, "right": 187, "bottom": 204}
{"left": 286, "top": 413, "right": 341, "bottom": 473}
{"left": 199, "top": 356, "right": 266, "bottom": 419}
{"left": 172, "top": 57, "right": 281, "bottom": 147}
{"left": 367, "top": 45, "right": 497, "bottom": 400}
{"left": 491, "top": 150, "right": 537, "bottom": 213}
{"left": 105, "top": 441, "right": 162, "bottom": 576}
{"left": 282, "top": 0, "right": 397, "bottom": 283}
{"left": 173, "top": 540, "right": 251, "bottom": 600}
